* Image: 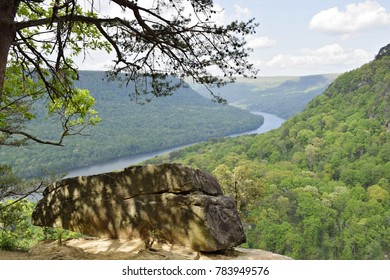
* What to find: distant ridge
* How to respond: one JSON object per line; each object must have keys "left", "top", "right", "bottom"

{"left": 191, "top": 73, "right": 339, "bottom": 118}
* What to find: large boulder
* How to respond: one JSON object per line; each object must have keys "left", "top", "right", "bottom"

{"left": 32, "top": 164, "right": 246, "bottom": 252}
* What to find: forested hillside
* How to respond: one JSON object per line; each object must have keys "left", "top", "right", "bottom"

{"left": 146, "top": 50, "right": 390, "bottom": 259}
{"left": 0, "top": 71, "right": 263, "bottom": 177}
{"left": 192, "top": 74, "right": 339, "bottom": 118}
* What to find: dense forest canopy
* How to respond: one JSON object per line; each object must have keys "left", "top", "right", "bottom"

{"left": 146, "top": 49, "right": 390, "bottom": 259}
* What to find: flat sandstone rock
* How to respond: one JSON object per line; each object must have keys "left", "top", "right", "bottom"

{"left": 32, "top": 164, "right": 246, "bottom": 252}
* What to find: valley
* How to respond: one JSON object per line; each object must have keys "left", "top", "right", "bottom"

{"left": 1, "top": 72, "right": 263, "bottom": 178}
{"left": 0, "top": 71, "right": 328, "bottom": 178}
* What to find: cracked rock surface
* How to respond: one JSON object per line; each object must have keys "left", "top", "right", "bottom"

{"left": 32, "top": 164, "right": 246, "bottom": 252}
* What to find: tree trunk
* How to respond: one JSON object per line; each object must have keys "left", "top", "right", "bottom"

{"left": 0, "top": 0, "right": 20, "bottom": 105}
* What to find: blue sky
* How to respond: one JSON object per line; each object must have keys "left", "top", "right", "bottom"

{"left": 79, "top": 0, "right": 390, "bottom": 77}
{"left": 212, "top": 0, "right": 390, "bottom": 76}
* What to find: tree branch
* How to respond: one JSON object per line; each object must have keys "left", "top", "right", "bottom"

{"left": 0, "top": 128, "right": 65, "bottom": 146}
{"left": 0, "top": 181, "right": 45, "bottom": 211}
{"left": 15, "top": 14, "right": 118, "bottom": 30}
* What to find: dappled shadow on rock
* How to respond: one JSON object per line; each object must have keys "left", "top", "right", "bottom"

{"left": 32, "top": 164, "right": 245, "bottom": 252}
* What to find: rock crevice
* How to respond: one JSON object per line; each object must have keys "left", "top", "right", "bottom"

{"left": 122, "top": 189, "right": 198, "bottom": 201}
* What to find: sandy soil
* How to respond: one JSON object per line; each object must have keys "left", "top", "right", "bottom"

{"left": 0, "top": 238, "right": 291, "bottom": 260}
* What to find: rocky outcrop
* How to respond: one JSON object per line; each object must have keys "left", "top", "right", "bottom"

{"left": 375, "top": 43, "right": 390, "bottom": 60}
{"left": 32, "top": 164, "right": 246, "bottom": 252}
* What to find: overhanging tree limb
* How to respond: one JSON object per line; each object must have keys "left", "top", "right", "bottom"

{"left": 0, "top": 128, "right": 65, "bottom": 146}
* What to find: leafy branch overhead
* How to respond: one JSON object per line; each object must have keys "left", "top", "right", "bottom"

{"left": 0, "top": 0, "right": 258, "bottom": 146}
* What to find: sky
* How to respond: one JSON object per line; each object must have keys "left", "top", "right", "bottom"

{"left": 78, "top": 0, "right": 390, "bottom": 77}
{"left": 213, "top": 0, "right": 390, "bottom": 76}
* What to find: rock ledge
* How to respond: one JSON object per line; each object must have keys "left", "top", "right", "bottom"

{"left": 32, "top": 164, "right": 246, "bottom": 252}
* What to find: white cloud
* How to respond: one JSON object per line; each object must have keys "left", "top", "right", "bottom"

{"left": 259, "top": 44, "right": 373, "bottom": 75}
{"left": 234, "top": 4, "right": 250, "bottom": 19}
{"left": 247, "top": 36, "right": 276, "bottom": 49}
{"left": 309, "top": 1, "right": 390, "bottom": 35}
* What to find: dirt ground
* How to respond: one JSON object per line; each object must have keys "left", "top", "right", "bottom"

{"left": 0, "top": 238, "right": 291, "bottom": 260}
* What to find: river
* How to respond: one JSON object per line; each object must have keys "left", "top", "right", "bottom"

{"left": 65, "top": 112, "right": 285, "bottom": 178}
